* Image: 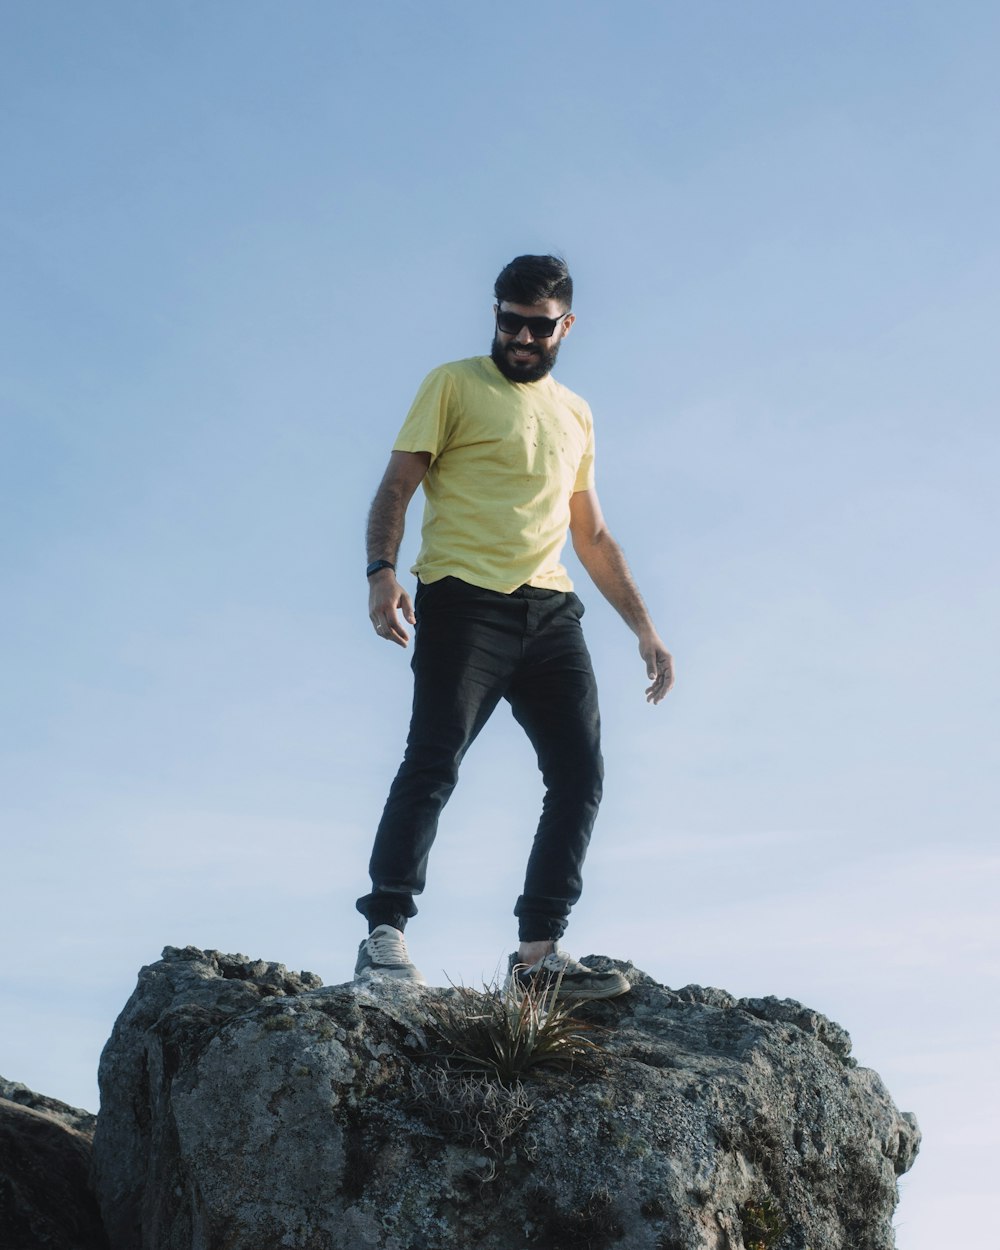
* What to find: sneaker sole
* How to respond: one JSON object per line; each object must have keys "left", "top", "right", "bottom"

{"left": 354, "top": 968, "right": 427, "bottom": 985}
{"left": 510, "top": 973, "right": 631, "bottom": 1002}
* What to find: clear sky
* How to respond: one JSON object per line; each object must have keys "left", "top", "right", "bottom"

{"left": 2, "top": 3, "right": 997, "bottom": 1245}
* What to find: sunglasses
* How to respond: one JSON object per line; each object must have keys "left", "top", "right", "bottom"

{"left": 495, "top": 307, "right": 572, "bottom": 339}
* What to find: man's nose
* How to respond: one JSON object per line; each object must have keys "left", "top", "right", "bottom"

{"left": 514, "top": 324, "right": 535, "bottom": 343}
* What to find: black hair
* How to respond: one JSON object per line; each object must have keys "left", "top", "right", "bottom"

{"left": 494, "top": 254, "right": 573, "bottom": 310}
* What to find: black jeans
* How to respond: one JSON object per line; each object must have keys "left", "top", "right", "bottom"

{"left": 357, "top": 577, "right": 604, "bottom": 942}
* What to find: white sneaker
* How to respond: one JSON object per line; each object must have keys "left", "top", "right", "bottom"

{"left": 505, "top": 947, "right": 630, "bottom": 1001}
{"left": 354, "top": 924, "right": 426, "bottom": 984}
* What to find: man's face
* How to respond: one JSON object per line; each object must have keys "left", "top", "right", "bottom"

{"left": 491, "top": 298, "right": 575, "bottom": 384}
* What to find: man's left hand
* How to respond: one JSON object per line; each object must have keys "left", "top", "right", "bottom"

{"left": 640, "top": 634, "right": 674, "bottom": 704}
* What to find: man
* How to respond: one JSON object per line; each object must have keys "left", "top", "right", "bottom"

{"left": 356, "top": 255, "right": 673, "bottom": 1000}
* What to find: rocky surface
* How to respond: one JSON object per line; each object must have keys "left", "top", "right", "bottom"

{"left": 0, "top": 1078, "right": 108, "bottom": 1250}
{"left": 93, "top": 946, "right": 920, "bottom": 1250}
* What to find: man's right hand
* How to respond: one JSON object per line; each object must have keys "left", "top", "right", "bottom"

{"left": 365, "top": 450, "right": 430, "bottom": 647}
{"left": 368, "top": 570, "right": 415, "bottom": 647}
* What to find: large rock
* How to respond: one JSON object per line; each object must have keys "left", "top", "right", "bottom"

{"left": 93, "top": 946, "right": 919, "bottom": 1250}
{"left": 0, "top": 1078, "right": 108, "bottom": 1250}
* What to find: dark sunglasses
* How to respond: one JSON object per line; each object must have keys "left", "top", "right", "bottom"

{"left": 495, "top": 307, "right": 571, "bottom": 339}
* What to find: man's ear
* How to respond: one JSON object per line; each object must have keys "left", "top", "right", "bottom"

{"left": 560, "top": 312, "right": 576, "bottom": 338}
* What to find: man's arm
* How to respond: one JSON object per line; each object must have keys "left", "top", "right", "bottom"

{"left": 569, "top": 488, "right": 674, "bottom": 704}
{"left": 366, "top": 450, "right": 431, "bottom": 647}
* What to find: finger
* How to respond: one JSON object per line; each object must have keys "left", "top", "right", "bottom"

{"left": 372, "top": 614, "right": 403, "bottom": 645}
{"left": 645, "top": 659, "right": 673, "bottom": 703}
{"left": 401, "top": 592, "right": 416, "bottom": 625}
{"left": 379, "top": 611, "right": 410, "bottom": 647}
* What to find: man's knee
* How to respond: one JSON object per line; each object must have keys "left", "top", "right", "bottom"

{"left": 546, "top": 747, "right": 603, "bottom": 808}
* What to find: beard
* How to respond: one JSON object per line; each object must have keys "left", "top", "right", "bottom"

{"left": 490, "top": 332, "right": 561, "bottom": 384}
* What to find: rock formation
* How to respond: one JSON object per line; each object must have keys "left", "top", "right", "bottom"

{"left": 0, "top": 1076, "right": 108, "bottom": 1250}
{"left": 92, "top": 946, "right": 919, "bottom": 1250}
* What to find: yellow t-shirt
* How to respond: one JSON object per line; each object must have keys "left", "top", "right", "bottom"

{"left": 393, "top": 356, "right": 595, "bottom": 593}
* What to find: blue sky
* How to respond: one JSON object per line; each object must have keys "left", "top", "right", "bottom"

{"left": 2, "top": 4, "right": 998, "bottom": 1245}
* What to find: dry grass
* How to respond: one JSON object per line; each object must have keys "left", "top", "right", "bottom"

{"left": 422, "top": 974, "right": 603, "bottom": 1085}
{"left": 740, "top": 1196, "right": 789, "bottom": 1250}
{"left": 407, "top": 1066, "right": 535, "bottom": 1158}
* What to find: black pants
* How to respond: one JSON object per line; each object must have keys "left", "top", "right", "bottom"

{"left": 356, "top": 577, "right": 604, "bottom": 942}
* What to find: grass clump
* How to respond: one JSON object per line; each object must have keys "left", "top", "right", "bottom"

{"left": 407, "top": 1066, "right": 535, "bottom": 1158}
{"left": 740, "top": 1196, "right": 788, "bottom": 1250}
{"left": 524, "top": 1183, "right": 624, "bottom": 1249}
{"left": 423, "top": 975, "right": 603, "bottom": 1085}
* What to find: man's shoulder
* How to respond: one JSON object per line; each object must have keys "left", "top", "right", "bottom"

{"left": 424, "top": 356, "right": 495, "bottom": 383}
{"left": 412, "top": 357, "right": 510, "bottom": 410}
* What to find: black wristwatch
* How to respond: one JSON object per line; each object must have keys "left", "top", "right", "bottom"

{"left": 366, "top": 560, "right": 396, "bottom": 578}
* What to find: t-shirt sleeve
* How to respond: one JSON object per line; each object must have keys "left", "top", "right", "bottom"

{"left": 573, "top": 407, "right": 596, "bottom": 493}
{"left": 392, "top": 366, "right": 455, "bottom": 461}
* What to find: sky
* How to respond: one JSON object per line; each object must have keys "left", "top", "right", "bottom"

{"left": 2, "top": 2, "right": 998, "bottom": 1245}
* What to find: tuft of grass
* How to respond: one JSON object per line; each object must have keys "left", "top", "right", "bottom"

{"left": 524, "top": 1183, "right": 624, "bottom": 1250}
{"left": 423, "top": 975, "right": 603, "bottom": 1085}
{"left": 740, "top": 1196, "right": 788, "bottom": 1250}
{"left": 407, "top": 1067, "right": 535, "bottom": 1157}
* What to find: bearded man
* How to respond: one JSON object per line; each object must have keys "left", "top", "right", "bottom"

{"left": 356, "top": 254, "right": 673, "bottom": 999}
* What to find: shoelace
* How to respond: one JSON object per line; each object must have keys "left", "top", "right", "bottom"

{"left": 369, "top": 930, "right": 411, "bottom": 962}
{"left": 540, "top": 947, "right": 589, "bottom": 974}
